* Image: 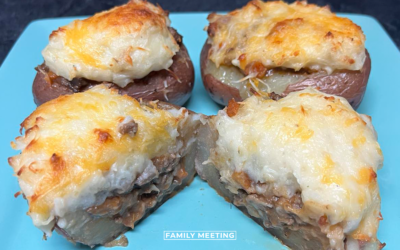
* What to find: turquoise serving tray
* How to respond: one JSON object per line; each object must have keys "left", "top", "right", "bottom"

{"left": 0, "top": 13, "right": 399, "bottom": 250}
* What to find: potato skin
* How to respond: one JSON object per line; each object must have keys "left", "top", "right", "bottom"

{"left": 33, "top": 43, "right": 194, "bottom": 107}
{"left": 119, "top": 44, "right": 194, "bottom": 106}
{"left": 32, "top": 72, "right": 74, "bottom": 106}
{"left": 200, "top": 42, "right": 371, "bottom": 109}
{"left": 200, "top": 43, "right": 241, "bottom": 106}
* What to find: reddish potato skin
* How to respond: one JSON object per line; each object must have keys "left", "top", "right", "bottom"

{"left": 33, "top": 44, "right": 194, "bottom": 107}
{"left": 33, "top": 73, "right": 74, "bottom": 106}
{"left": 119, "top": 44, "right": 194, "bottom": 106}
{"left": 281, "top": 51, "right": 371, "bottom": 109}
{"left": 200, "top": 42, "right": 371, "bottom": 109}
{"left": 200, "top": 43, "right": 241, "bottom": 106}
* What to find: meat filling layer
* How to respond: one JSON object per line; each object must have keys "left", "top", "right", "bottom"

{"left": 54, "top": 143, "right": 197, "bottom": 247}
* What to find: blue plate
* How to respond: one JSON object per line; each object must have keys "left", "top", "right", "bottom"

{"left": 0, "top": 13, "right": 399, "bottom": 250}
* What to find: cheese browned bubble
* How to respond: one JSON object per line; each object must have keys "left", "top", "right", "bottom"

{"left": 8, "top": 85, "right": 193, "bottom": 235}
{"left": 42, "top": 0, "right": 179, "bottom": 87}
{"left": 210, "top": 88, "right": 383, "bottom": 246}
{"left": 207, "top": 0, "right": 366, "bottom": 73}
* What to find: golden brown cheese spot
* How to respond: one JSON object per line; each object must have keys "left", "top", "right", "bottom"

{"left": 294, "top": 125, "right": 314, "bottom": 142}
{"left": 250, "top": 0, "right": 262, "bottom": 10}
{"left": 17, "top": 166, "right": 26, "bottom": 176}
{"left": 325, "top": 31, "right": 334, "bottom": 39}
{"left": 318, "top": 215, "right": 328, "bottom": 227}
{"left": 238, "top": 53, "right": 246, "bottom": 61}
{"left": 124, "top": 54, "right": 133, "bottom": 66}
{"left": 299, "top": 92, "right": 318, "bottom": 98}
{"left": 227, "top": 99, "right": 241, "bottom": 117}
{"left": 232, "top": 171, "right": 252, "bottom": 189}
{"left": 320, "top": 155, "right": 343, "bottom": 185}
{"left": 25, "top": 139, "right": 37, "bottom": 150}
{"left": 352, "top": 231, "right": 372, "bottom": 242}
{"left": 266, "top": 18, "right": 305, "bottom": 65}
{"left": 279, "top": 106, "right": 314, "bottom": 142}
{"left": 323, "top": 96, "right": 335, "bottom": 102}
{"left": 238, "top": 53, "right": 247, "bottom": 69}
{"left": 30, "top": 193, "right": 39, "bottom": 203}
{"left": 321, "top": 174, "right": 343, "bottom": 185}
{"left": 281, "top": 107, "right": 297, "bottom": 114}
{"left": 21, "top": 125, "right": 39, "bottom": 139}
{"left": 244, "top": 61, "right": 267, "bottom": 77}
{"left": 318, "top": 97, "right": 361, "bottom": 118}
{"left": 350, "top": 203, "right": 381, "bottom": 240}
{"left": 345, "top": 117, "right": 360, "bottom": 127}
{"left": 50, "top": 153, "right": 66, "bottom": 173}
{"left": 347, "top": 57, "right": 356, "bottom": 64}
{"left": 35, "top": 116, "right": 45, "bottom": 124}
{"left": 352, "top": 134, "right": 366, "bottom": 148}
{"left": 357, "top": 167, "right": 377, "bottom": 185}
{"left": 345, "top": 116, "right": 367, "bottom": 127}
{"left": 94, "top": 129, "right": 113, "bottom": 143}
{"left": 49, "top": 27, "right": 65, "bottom": 39}
{"left": 300, "top": 105, "right": 306, "bottom": 115}
{"left": 28, "top": 163, "right": 40, "bottom": 174}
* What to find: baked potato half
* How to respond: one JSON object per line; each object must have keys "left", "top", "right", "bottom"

{"left": 9, "top": 85, "right": 202, "bottom": 247}
{"left": 33, "top": 0, "right": 194, "bottom": 106}
{"left": 201, "top": 0, "right": 371, "bottom": 109}
{"left": 196, "top": 89, "right": 384, "bottom": 250}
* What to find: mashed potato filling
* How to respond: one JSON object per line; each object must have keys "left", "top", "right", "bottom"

{"left": 42, "top": 0, "right": 179, "bottom": 87}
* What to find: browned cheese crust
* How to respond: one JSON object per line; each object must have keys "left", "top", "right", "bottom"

{"left": 33, "top": 29, "right": 194, "bottom": 106}
{"left": 200, "top": 42, "right": 371, "bottom": 109}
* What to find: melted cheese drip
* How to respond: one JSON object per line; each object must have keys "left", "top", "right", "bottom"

{"left": 208, "top": 0, "right": 366, "bottom": 72}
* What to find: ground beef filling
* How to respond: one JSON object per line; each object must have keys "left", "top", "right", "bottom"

{"left": 219, "top": 169, "right": 350, "bottom": 249}
{"left": 85, "top": 152, "right": 188, "bottom": 230}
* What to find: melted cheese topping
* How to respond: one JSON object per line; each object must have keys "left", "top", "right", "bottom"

{"left": 210, "top": 88, "right": 382, "bottom": 242}
{"left": 42, "top": 0, "right": 179, "bottom": 87}
{"left": 8, "top": 85, "right": 190, "bottom": 234}
{"left": 207, "top": 0, "right": 366, "bottom": 73}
